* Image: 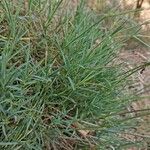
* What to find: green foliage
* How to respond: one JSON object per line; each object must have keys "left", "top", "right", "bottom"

{"left": 0, "top": 0, "right": 149, "bottom": 149}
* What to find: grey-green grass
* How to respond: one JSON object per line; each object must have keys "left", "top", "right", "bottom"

{"left": 0, "top": 0, "right": 149, "bottom": 149}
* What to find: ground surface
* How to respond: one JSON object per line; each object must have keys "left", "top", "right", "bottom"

{"left": 116, "top": 1, "right": 150, "bottom": 149}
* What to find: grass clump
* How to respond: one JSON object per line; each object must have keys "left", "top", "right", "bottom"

{"left": 0, "top": 0, "right": 149, "bottom": 149}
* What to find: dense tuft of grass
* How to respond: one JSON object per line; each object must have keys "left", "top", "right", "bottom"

{"left": 0, "top": 0, "right": 149, "bottom": 149}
